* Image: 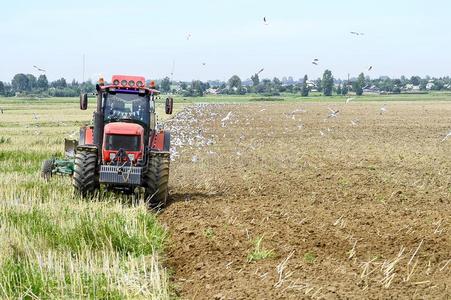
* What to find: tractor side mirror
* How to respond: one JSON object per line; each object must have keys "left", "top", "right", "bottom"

{"left": 165, "top": 97, "right": 173, "bottom": 114}
{"left": 80, "top": 93, "right": 88, "bottom": 110}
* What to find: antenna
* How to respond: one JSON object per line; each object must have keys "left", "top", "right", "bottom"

{"left": 82, "top": 54, "right": 85, "bottom": 83}
{"left": 170, "top": 59, "right": 175, "bottom": 81}
{"left": 169, "top": 59, "right": 175, "bottom": 96}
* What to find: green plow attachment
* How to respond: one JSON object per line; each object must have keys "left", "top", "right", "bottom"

{"left": 41, "top": 139, "right": 77, "bottom": 180}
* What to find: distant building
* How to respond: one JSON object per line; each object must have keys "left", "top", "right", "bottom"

{"left": 306, "top": 80, "right": 316, "bottom": 88}
{"left": 205, "top": 88, "right": 219, "bottom": 95}
{"left": 363, "top": 85, "right": 380, "bottom": 93}
{"left": 404, "top": 84, "right": 420, "bottom": 91}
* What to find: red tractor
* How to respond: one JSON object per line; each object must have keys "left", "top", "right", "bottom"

{"left": 74, "top": 75, "right": 173, "bottom": 208}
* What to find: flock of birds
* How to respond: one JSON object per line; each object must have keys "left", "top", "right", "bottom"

{"left": 182, "top": 16, "right": 374, "bottom": 74}
{"left": 160, "top": 101, "right": 451, "bottom": 165}
{"left": 0, "top": 17, "right": 449, "bottom": 150}
{"left": 163, "top": 104, "right": 222, "bottom": 162}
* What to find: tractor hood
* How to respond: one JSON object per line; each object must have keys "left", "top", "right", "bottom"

{"left": 102, "top": 122, "right": 144, "bottom": 164}
{"left": 104, "top": 122, "right": 144, "bottom": 136}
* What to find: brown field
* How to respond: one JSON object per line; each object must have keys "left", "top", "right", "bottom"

{"left": 161, "top": 101, "right": 450, "bottom": 299}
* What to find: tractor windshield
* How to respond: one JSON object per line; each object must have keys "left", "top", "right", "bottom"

{"left": 103, "top": 92, "right": 150, "bottom": 125}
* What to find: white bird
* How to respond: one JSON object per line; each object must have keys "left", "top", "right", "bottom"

{"left": 33, "top": 65, "right": 46, "bottom": 72}
{"left": 320, "top": 130, "right": 325, "bottom": 136}
{"left": 327, "top": 107, "right": 339, "bottom": 118}
{"left": 346, "top": 97, "right": 354, "bottom": 104}
{"left": 380, "top": 106, "right": 387, "bottom": 115}
{"left": 191, "top": 155, "right": 198, "bottom": 163}
{"left": 350, "top": 119, "right": 359, "bottom": 126}
{"left": 221, "top": 111, "right": 232, "bottom": 122}
{"left": 441, "top": 131, "right": 451, "bottom": 142}
{"left": 186, "top": 33, "right": 192, "bottom": 40}
{"left": 33, "top": 113, "right": 39, "bottom": 121}
{"left": 350, "top": 31, "right": 364, "bottom": 36}
{"left": 292, "top": 108, "right": 306, "bottom": 113}
{"left": 312, "top": 61, "right": 318, "bottom": 66}
{"left": 263, "top": 17, "right": 269, "bottom": 26}
{"left": 368, "top": 66, "right": 373, "bottom": 71}
{"left": 313, "top": 58, "right": 319, "bottom": 62}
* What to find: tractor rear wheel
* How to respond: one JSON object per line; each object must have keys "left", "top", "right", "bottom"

{"left": 144, "top": 154, "right": 170, "bottom": 208}
{"left": 73, "top": 150, "right": 99, "bottom": 197}
{"left": 41, "top": 159, "right": 54, "bottom": 181}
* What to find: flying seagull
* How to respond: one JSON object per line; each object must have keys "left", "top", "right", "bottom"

{"left": 313, "top": 58, "right": 319, "bottom": 62}
{"left": 33, "top": 65, "right": 46, "bottom": 72}
{"left": 327, "top": 107, "right": 339, "bottom": 118}
{"left": 312, "top": 61, "right": 318, "bottom": 65}
{"left": 368, "top": 66, "right": 373, "bottom": 71}
{"left": 441, "top": 131, "right": 451, "bottom": 142}
{"left": 350, "top": 31, "right": 365, "bottom": 36}
{"left": 186, "top": 33, "right": 192, "bottom": 40}
{"left": 221, "top": 111, "right": 232, "bottom": 122}
{"left": 350, "top": 119, "right": 359, "bottom": 126}
{"left": 263, "top": 17, "right": 269, "bottom": 25}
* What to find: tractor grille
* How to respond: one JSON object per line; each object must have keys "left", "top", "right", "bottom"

{"left": 99, "top": 165, "right": 142, "bottom": 185}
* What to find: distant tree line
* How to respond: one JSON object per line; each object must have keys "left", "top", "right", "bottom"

{"left": 1, "top": 72, "right": 451, "bottom": 98}
{"left": 157, "top": 71, "right": 451, "bottom": 98}
{"left": 0, "top": 73, "right": 95, "bottom": 97}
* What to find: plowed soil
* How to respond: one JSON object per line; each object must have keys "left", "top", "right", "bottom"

{"left": 159, "top": 101, "right": 450, "bottom": 299}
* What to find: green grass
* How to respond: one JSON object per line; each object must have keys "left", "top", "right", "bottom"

{"left": 203, "top": 227, "right": 215, "bottom": 239}
{"left": 170, "top": 92, "right": 451, "bottom": 103}
{"left": 1, "top": 92, "right": 451, "bottom": 107}
{"left": 303, "top": 252, "right": 317, "bottom": 264}
{"left": 247, "top": 236, "right": 274, "bottom": 262}
{"left": 0, "top": 99, "right": 171, "bottom": 299}
{"left": 2, "top": 207, "right": 165, "bottom": 255}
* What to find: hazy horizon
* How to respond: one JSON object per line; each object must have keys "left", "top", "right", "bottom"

{"left": 1, "top": 0, "right": 451, "bottom": 82}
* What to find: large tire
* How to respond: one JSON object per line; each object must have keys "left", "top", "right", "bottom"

{"left": 41, "top": 159, "right": 54, "bottom": 181}
{"left": 73, "top": 150, "right": 99, "bottom": 197}
{"left": 144, "top": 154, "right": 170, "bottom": 208}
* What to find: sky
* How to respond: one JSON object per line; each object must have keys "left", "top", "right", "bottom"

{"left": 1, "top": 0, "right": 451, "bottom": 82}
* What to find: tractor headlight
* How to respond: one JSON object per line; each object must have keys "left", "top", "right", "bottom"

{"left": 113, "top": 79, "right": 120, "bottom": 85}
{"left": 128, "top": 154, "right": 135, "bottom": 161}
{"left": 128, "top": 80, "right": 135, "bottom": 87}
{"left": 121, "top": 80, "right": 127, "bottom": 86}
{"left": 109, "top": 153, "right": 116, "bottom": 160}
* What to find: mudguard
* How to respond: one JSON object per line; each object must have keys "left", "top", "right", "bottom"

{"left": 150, "top": 130, "right": 170, "bottom": 151}
{"left": 79, "top": 126, "right": 94, "bottom": 145}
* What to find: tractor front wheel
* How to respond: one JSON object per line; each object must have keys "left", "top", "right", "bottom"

{"left": 144, "top": 154, "right": 170, "bottom": 209}
{"left": 73, "top": 150, "right": 99, "bottom": 197}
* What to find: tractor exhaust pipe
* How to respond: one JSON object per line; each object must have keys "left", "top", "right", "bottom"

{"left": 93, "top": 89, "right": 104, "bottom": 158}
